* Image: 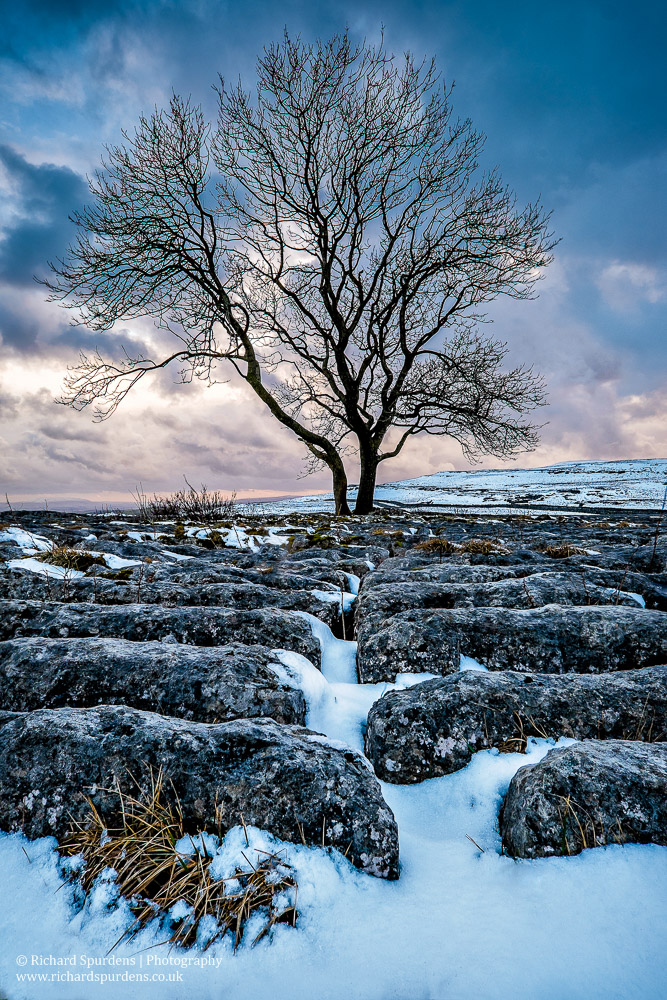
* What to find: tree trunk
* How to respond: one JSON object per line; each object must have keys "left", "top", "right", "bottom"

{"left": 331, "top": 460, "right": 351, "bottom": 516}
{"left": 354, "top": 449, "right": 379, "bottom": 515}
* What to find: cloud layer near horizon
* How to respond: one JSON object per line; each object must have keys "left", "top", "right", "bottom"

{"left": 1, "top": 0, "right": 665, "bottom": 501}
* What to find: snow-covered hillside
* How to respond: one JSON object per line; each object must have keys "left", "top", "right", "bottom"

{"left": 264, "top": 458, "right": 667, "bottom": 515}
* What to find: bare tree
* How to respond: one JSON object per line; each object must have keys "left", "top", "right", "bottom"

{"left": 47, "top": 32, "right": 556, "bottom": 515}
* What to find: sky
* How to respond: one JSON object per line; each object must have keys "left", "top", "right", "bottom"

{"left": 1, "top": 0, "right": 665, "bottom": 504}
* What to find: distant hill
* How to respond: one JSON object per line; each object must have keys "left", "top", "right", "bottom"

{"left": 5, "top": 458, "right": 666, "bottom": 516}
{"left": 264, "top": 458, "right": 667, "bottom": 515}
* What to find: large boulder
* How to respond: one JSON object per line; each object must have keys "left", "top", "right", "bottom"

{"left": 0, "top": 705, "right": 399, "bottom": 879}
{"left": 0, "top": 637, "right": 307, "bottom": 725}
{"left": 561, "top": 566, "right": 667, "bottom": 612}
{"left": 355, "top": 572, "right": 644, "bottom": 636}
{"left": 357, "top": 605, "right": 667, "bottom": 682}
{"left": 149, "top": 559, "right": 352, "bottom": 594}
{"left": 0, "top": 573, "right": 340, "bottom": 627}
{"left": 365, "top": 667, "right": 667, "bottom": 782}
{"left": 359, "top": 562, "right": 528, "bottom": 590}
{"left": 0, "top": 602, "right": 321, "bottom": 666}
{"left": 500, "top": 740, "right": 667, "bottom": 857}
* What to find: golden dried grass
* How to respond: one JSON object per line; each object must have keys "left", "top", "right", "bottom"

{"left": 61, "top": 769, "right": 298, "bottom": 952}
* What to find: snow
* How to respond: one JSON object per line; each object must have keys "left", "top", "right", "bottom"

{"left": 182, "top": 525, "right": 292, "bottom": 552}
{"left": 268, "top": 649, "right": 331, "bottom": 728}
{"left": 310, "top": 589, "right": 356, "bottom": 613}
{"left": 207, "top": 825, "right": 290, "bottom": 882}
{"left": 1, "top": 517, "right": 666, "bottom": 1000}
{"left": 97, "top": 553, "right": 143, "bottom": 570}
{"left": 174, "top": 832, "right": 219, "bottom": 859}
{"left": 460, "top": 654, "right": 489, "bottom": 672}
{"left": 623, "top": 591, "right": 647, "bottom": 609}
{"left": 5, "top": 557, "right": 85, "bottom": 581}
{"left": 0, "top": 526, "right": 53, "bottom": 552}
{"left": 260, "top": 457, "right": 667, "bottom": 515}
{"left": 0, "top": 529, "right": 144, "bottom": 575}
{"left": 293, "top": 611, "right": 358, "bottom": 685}
{"left": 2, "top": 733, "right": 666, "bottom": 1000}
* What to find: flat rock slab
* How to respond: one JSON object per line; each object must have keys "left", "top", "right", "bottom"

{"left": 564, "top": 567, "right": 667, "bottom": 612}
{"left": 0, "top": 637, "right": 307, "bottom": 725}
{"left": 500, "top": 740, "right": 667, "bottom": 857}
{"left": 281, "top": 544, "right": 390, "bottom": 566}
{"left": 150, "top": 561, "right": 349, "bottom": 594}
{"left": 360, "top": 563, "right": 528, "bottom": 590}
{"left": 0, "top": 705, "right": 399, "bottom": 878}
{"left": 355, "top": 572, "right": 643, "bottom": 636}
{"left": 357, "top": 605, "right": 667, "bottom": 682}
{"left": 366, "top": 667, "right": 667, "bottom": 782}
{"left": 0, "top": 602, "right": 321, "bottom": 667}
{"left": 0, "top": 574, "right": 340, "bottom": 628}
{"left": 0, "top": 711, "right": 22, "bottom": 728}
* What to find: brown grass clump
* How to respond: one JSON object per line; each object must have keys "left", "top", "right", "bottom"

{"left": 460, "top": 538, "right": 507, "bottom": 555}
{"left": 496, "top": 713, "right": 549, "bottom": 754}
{"left": 557, "top": 795, "right": 606, "bottom": 855}
{"left": 37, "top": 545, "right": 106, "bottom": 573}
{"left": 414, "top": 537, "right": 460, "bottom": 557}
{"left": 61, "top": 770, "right": 298, "bottom": 952}
{"left": 539, "top": 543, "right": 589, "bottom": 559}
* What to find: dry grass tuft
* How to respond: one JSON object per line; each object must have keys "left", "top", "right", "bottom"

{"left": 135, "top": 479, "right": 236, "bottom": 523}
{"left": 496, "top": 713, "right": 550, "bottom": 754}
{"left": 556, "top": 795, "right": 606, "bottom": 855}
{"left": 460, "top": 538, "right": 508, "bottom": 555}
{"left": 60, "top": 770, "right": 298, "bottom": 952}
{"left": 414, "top": 537, "right": 460, "bottom": 557}
{"left": 371, "top": 529, "right": 405, "bottom": 539}
{"left": 538, "top": 543, "right": 589, "bottom": 559}
{"left": 37, "top": 545, "right": 106, "bottom": 573}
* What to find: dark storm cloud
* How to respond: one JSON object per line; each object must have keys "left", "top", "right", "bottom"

{"left": 0, "top": 145, "right": 87, "bottom": 285}
{"left": 0, "top": 301, "right": 41, "bottom": 351}
{"left": 49, "top": 325, "right": 151, "bottom": 358}
{"left": 0, "top": 296, "right": 151, "bottom": 359}
{"left": 381, "top": 0, "right": 667, "bottom": 188}
{"left": 0, "top": 142, "right": 158, "bottom": 357}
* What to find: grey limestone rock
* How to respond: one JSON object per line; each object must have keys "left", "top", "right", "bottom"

{"left": 500, "top": 740, "right": 667, "bottom": 857}
{"left": 0, "top": 705, "right": 399, "bottom": 878}
{"left": 0, "top": 573, "right": 341, "bottom": 628}
{"left": 0, "top": 602, "right": 321, "bottom": 667}
{"left": 365, "top": 667, "right": 667, "bottom": 782}
{"left": 359, "top": 562, "right": 527, "bottom": 590}
{"left": 0, "top": 637, "right": 307, "bottom": 725}
{"left": 355, "top": 572, "right": 644, "bottom": 639}
{"left": 357, "top": 605, "right": 667, "bottom": 682}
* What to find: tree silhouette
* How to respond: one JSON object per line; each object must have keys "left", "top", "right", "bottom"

{"left": 48, "top": 33, "right": 555, "bottom": 514}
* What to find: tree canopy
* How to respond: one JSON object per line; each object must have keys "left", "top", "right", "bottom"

{"left": 48, "top": 32, "right": 556, "bottom": 514}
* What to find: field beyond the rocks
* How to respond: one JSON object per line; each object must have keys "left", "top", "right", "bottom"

{"left": 0, "top": 498, "right": 666, "bottom": 1000}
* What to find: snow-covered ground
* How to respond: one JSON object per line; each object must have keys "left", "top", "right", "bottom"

{"left": 1, "top": 614, "right": 666, "bottom": 1000}
{"left": 262, "top": 457, "right": 667, "bottom": 515}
